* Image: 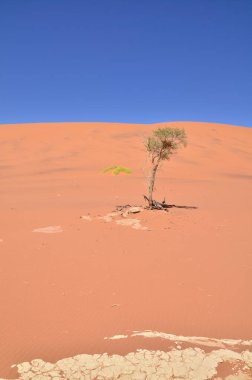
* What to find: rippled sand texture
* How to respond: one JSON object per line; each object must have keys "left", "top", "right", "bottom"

{"left": 0, "top": 121, "right": 252, "bottom": 379}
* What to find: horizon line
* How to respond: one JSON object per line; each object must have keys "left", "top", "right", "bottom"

{"left": 0, "top": 120, "right": 251, "bottom": 129}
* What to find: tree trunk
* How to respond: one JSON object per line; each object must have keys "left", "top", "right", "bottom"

{"left": 148, "top": 163, "right": 159, "bottom": 207}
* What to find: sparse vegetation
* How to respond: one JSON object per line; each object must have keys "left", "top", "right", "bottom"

{"left": 103, "top": 165, "right": 132, "bottom": 175}
{"left": 145, "top": 127, "right": 187, "bottom": 208}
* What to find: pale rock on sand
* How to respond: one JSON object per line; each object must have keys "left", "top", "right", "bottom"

{"left": 98, "top": 212, "right": 119, "bottom": 222}
{"left": 116, "top": 218, "right": 148, "bottom": 230}
{"left": 107, "top": 334, "right": 128, "bottom": 340}
{"left": 84, "top": 210, "right": 149, "bottom": 230}
{"left": 128, "top": 207, "right": 142, "bottom": 214}
{"left": 32, "top": 226, "right": 63, "bottom": 233}
{"left": 81, "top": 208, "right": 149, "bottom": 230}
{"left": 122, "top": 206, "right": 143, "bottom": 217}
{"left": 80, "top": 215, "right": 92, "bottom": 221}
{"left": 127, "top": 330, "right": 252, "bottom": 349}
{"left": 105, "top": 330, "right": 252, "bottom": 349}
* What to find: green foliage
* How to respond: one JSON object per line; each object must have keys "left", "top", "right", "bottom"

{"left": 103, "top": 165, "right": 132, "bottom": 175}
{"left": 146, "top": 127, "right": 187, "bottom": 163}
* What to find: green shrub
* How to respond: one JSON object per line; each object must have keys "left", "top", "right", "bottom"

{"left": 102, "top": 165, "right": 132, "bottom": 175}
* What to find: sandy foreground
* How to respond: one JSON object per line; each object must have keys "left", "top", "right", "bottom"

{"left": 0, "top": 121, "right": 252, "bottom": 379}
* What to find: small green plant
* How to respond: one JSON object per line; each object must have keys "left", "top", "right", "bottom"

{"left": 146, "top": 127, "right": 187, "bottom": 208}
{"left": 103, "top": 165, "right": 132, "bottom": 175}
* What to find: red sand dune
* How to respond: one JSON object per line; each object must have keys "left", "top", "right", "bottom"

{"left": 0, "top": 121, "right": 252, "bottom": 378}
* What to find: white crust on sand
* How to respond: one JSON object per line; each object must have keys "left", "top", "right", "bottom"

{"left": 4, "top": 347, "right": 252, "bottom": 380}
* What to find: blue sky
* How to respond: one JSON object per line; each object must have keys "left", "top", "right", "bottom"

{"left": 0, "top": 0, "right": 251, "bottom": 126}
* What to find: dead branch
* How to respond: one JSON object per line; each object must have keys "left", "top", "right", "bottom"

{"left": 143, "top": 195, "right": 197, "bottom": 210}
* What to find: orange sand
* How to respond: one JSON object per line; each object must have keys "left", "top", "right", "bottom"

{"left": 0, "top": 121, "right": 252, "bottom": 378}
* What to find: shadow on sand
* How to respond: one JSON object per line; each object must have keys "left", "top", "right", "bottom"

{"left": 165, "top": 204, "right": 197, "bottom": 209}
{"left": 143, "top": 196, "right": 198, "bottom": 211}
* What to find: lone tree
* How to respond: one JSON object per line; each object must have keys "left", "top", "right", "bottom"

{"left": 145, "top": 127, "right": 187, "bottom": 208}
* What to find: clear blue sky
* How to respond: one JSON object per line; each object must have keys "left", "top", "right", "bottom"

{"left": 0, "top": 0, "right": 251, "bottom": 126}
